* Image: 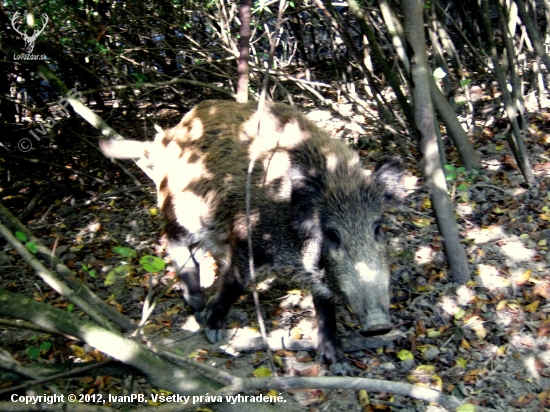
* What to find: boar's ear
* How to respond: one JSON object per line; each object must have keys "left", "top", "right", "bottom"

{"left": 289, "top": 167, "right": 323, "bottom": 223}
{"left": 99, "top": 139, "right": 151, "bottom": 159}
{"left": 372, "top": 157, "right": 405, "bottom": 203}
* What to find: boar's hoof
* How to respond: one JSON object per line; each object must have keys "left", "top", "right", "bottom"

{"left": 204, "top": 326, "right": 223, "bottom": 344}
{"left": 329, "top": 362, "right": 354, "bottom": 376}
{"left": 194, "top": 310, "right": 206, "bottom": 325}
{"left": 319, "top": 349, "right": 353, "bottom": 375}
{"left": 200, "top": 307, "right": 225, "bottom": 343}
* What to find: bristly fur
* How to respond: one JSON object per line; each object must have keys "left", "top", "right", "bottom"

{"left": 100, "top": 100, "right": 404, "bottom": 372}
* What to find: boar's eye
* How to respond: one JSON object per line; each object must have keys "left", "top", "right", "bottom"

{"left": 325, "top": 228, "right": 341, "bottom": 248}
{"left": 374, "top": 221, "right": 385, "bottom": 242}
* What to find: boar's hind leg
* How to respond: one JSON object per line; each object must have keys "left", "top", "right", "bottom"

{"left": 201, "top": 265, "right": 246, "bottom": 344}
{"left": 313, "top": 294, "right": 352, "bottom": 375}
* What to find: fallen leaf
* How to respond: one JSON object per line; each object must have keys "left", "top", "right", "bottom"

{"left": 516, "top": 269, "right": 532, "bottom": 285}
{"left": 525, "top": 300, "right": 540, "bottom": 313}
{"left": 358, "top": 389, "right": 370, "bottom": 406}
{"left": 464, "top": 369, "right": 485, "bottom": 384}
{"left": 537, "top": 320, "right": 550, "bottom": 337}
{"left": 296, "top": 365, "right": 319, "bottom": 377}
{"left": 252, "top": 366, "right": 273, "bottom": 377}
{"left": 534, "top": 281, "right": 550, "bottom": 299}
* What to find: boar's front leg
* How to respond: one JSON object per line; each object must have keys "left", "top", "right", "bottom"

{"left": 201, "top": 263, "right": 247, "bottom": 343}
{"left": 313, "top": 294, "right": 352, "bottom": 375}
{"left": 168, "top": 242, "right": 205, "bottom": 321}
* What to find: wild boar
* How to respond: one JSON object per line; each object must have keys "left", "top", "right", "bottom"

{"left": 100, "top": 100, "right": 404, "bottom": 372}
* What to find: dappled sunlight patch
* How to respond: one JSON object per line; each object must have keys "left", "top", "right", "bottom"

{"left": 500, "top": 240, "right": 537, "bottom": 261}
{"left": 466, "top": 225, "right": 506, "bottom": 244}
{"left": 305, "top": 109, "right": 332, "bottom": 123}
{"left": 456, "top": 203, "right": 473, "bottom": 217}
{"left": 455, "top": 284, "right": 475, "bottom": 306}
{"left": 187, "top": 117, "right": 204, "bottom": 140}
{"left": 475, "top": 264, "right": 511, "bottom": 289}
{"left": 415, "top": 245, "right": 435, "bottom": 265}
{"left": 523, "top": 355, "right": 541, "bottom": 380}
{"left": 439, "top": 295, "right": 461, "bottom": 317}
{"left": 75, "top": 219, "right": 102, "bottom": 244}
{"left": 199, "top": 251, "right": 217, "bottom": 288}
{"left": 179, "top": 315, "right": 201, "bottom": 333}
{"left": 485, "top": 158, "right": 502, "bottom": 171}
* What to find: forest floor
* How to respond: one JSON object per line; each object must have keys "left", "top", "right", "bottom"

{"left": 1, "top": 96, "right": 550, "bottom": 411}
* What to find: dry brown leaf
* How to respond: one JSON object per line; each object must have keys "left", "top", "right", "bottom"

{"left": 537, "top": 320, "right": 550, "bottom": 337}
{"left": 534, "top": 280, "right": 550, "bottom": 299}
{"left": 464, "top": 369, "right": 486, "bottom": 384}
{"left": 295, "top": 365, "right": 319, "bottom": 377}
{"left": 509, "top": 392, "right": 535, "bottom": 407}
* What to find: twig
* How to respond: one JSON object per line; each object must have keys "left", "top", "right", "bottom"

{"left": 17, "top": 187, "right": 50, "bottom": 221}
{"left": 210, "top": 375, "right": 478, "bottom": 411}
{"left": 246, "top": 0, "right": 288, "bottom": 376}
{"left": 58, "top": 184, "right": 154, "bottom": 216}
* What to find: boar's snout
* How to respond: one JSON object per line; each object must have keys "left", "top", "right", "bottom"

{"left": 359, "top": 323, "right": 392, "bottom": 336}
{"left": 358, "top": 314, "right": 392, "bottom": 337}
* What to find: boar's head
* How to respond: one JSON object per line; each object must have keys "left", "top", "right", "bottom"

{"left": 294, "top": 150, "right": 404, "bottom": 337}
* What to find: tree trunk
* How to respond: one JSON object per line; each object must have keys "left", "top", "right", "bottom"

{"left": 430, "top": 77, "right": 480, "bottom": 171}
{"left": 236, "top": 0, "right": 252, "bottom": 103}
{"left": 402, "top": 0, "right": 470, "bottom": 284}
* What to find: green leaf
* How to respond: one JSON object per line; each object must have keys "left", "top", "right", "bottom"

{"left": 427, "top": 329, "right": 441, "bottom": 338}
{"left": 26, "top": 242, "right": 38, "bottom": 254}
{"left": 460, "top": 79, "right": 472, "bottom": 87}
{"left": 67, "top": 303, "right": 74, "bottom": 312}
{"left": 444, "top": 164, "right": 456, "bottom": 171}
{"left": 397, "top": 349, "right": 414, "bottom": 361}
{"left": 446, "top": 173, "right": 457, "bottom": 181}
{"left": 104, "top": 265, "right": 132, "bottom": 286}
{"left": 457, "top": 404, "right": 476, "bottom": 412}
{"left": 457, "top": 183, "right": 468, "bottom": 191}
{"left": 112, "top": 246, "right": 137, "bottom": 259}
{"left": 457, "top": 167, "right": 466, "bottom": 173}
{"left": 15, "top": 231, "right": 27, "bottom": 242}
{"left": 252, "top": 366, "right": 273, "bottom": 377}
{"left": 139, "top": 255, "right": 166, "bottom": 273}
{"left": 40, "top": 342, "right": 52, "bottom": 351}
{"left": 27, "top": 347, "right": 40, "bottom": 359}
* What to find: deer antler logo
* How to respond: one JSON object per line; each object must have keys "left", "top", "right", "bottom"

{"left": 11, "top": 11, "right": 48, "bottom": 54}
